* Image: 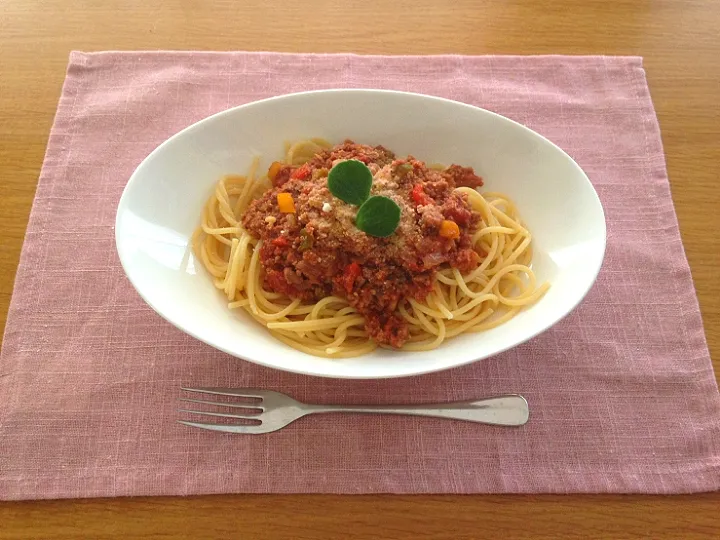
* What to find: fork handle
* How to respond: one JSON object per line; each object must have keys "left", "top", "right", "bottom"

{"left": 304, "top": 395, "right": 529, "bottom": 426}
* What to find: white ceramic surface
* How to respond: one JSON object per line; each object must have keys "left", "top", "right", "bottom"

{"left": 115, "top": 89, "right": 606, "bottom": 379}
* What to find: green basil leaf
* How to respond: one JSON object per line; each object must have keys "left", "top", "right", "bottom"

{"left": 355, "top": 196, "right": 401, "bottom": 238}
{"left": 327, "top": 160, "right": 373, "bottom": 206}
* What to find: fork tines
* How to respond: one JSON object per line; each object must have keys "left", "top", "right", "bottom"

{"left": 177, "top": 387, "right": 265, "bottom": 433}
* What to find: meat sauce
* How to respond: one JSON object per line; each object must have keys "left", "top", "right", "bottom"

{"left": 242, "top": 141, "right": 484, "bottom": 348}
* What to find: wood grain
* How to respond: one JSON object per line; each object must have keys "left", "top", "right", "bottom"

{"left": 0, "top": 0, "right": 718, "bottom": 538}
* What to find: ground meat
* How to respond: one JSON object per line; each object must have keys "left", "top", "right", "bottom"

{"left": 271, "top": 166, "right": 294, "bottom": 188}
{"left": 439, "top": 192, "right": 475, "bottom": 226}
{"left": 443, "top": 164, "right": 484, "bottom": 188}
{"left": 364, "top": 313, "right": 409, "bottom": 349}
{"left": 419, "top": 205, "right": 445, "bottom": 229}
{"left": 308, "top": 140, "right": 396, "bottom": 168}
{"left": 242, "top": 141, "right": 483, "bottom": 348}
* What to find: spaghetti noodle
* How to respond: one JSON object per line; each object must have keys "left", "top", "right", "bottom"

{"left": 193, "top": 140, "right": 549, "bottom": 357}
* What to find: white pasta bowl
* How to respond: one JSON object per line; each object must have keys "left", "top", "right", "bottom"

{"left": 115, "top": 89, "right": 606, "bottom": 379}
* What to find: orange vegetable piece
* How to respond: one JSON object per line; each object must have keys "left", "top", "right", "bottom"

{"left": 277, "top": 192, "right": 296, "bottom": 213}
{"left": 439, "top": 220, "right": 460, "bottom": 239}
{"left": 268, "top": 161, "right": 283, "bottom": 181}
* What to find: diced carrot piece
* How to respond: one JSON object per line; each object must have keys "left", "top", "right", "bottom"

{"left": 439, "top": 220, "right": 460, "bottom": 239}
{"left": 277, "top": 192, "right": 296, "bottom": 213}
{"left": 268, "top": 161, "right": 283, "bottom": 181}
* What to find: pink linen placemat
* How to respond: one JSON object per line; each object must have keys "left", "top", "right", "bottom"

{"left": 1, "top": 52, "right": 718, "bottom": 500}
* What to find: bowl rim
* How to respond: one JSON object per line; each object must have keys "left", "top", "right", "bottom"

{"left": 115, "top": 88, "right": 607, "bottom": 379}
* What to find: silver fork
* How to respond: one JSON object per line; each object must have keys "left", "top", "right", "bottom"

{"left": 178, "top": 388, "right": 529, "bottom": 434}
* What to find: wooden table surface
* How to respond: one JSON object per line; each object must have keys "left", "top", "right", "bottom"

{"left": 1, "top": 0, "right": 718, "bottom": 538}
